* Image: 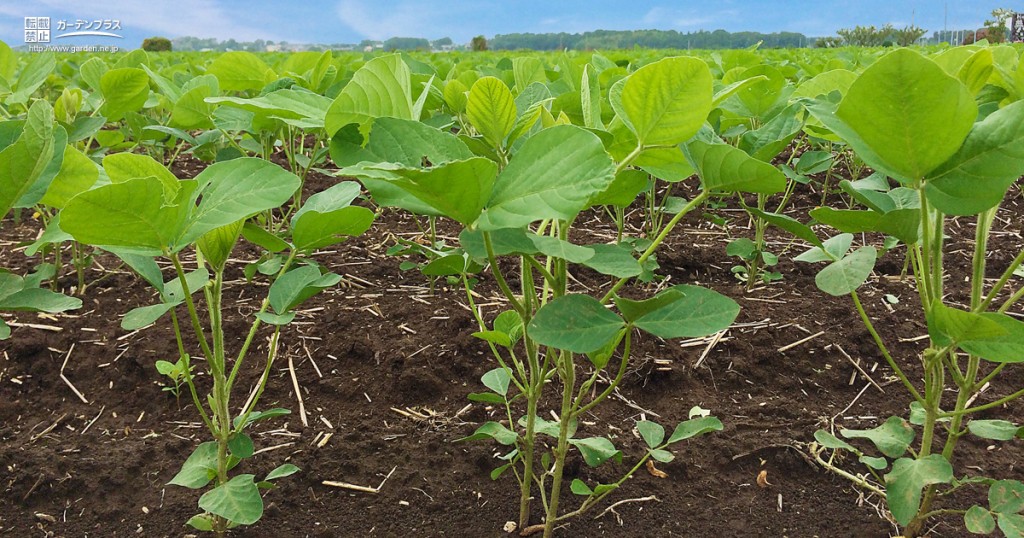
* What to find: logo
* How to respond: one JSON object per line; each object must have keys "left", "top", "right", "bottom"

{"left": 24, "top": 16, "right": 124, "bottom": 44}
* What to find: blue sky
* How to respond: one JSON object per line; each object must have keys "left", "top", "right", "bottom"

{"left": 1, "top": 0, "right": 1016, "bottom": 47}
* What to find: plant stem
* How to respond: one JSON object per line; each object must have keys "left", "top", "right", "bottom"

{"left": 543, "top": 350, "right": 576, "bottom": 538}
{"left": 850, "top": 291, "right": 924, "bottom": 403}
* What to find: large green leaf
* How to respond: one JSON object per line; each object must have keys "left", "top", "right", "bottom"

{"left": 809, "top": 207, "right": 921, "bottom": 245}
{"left": 637, "top": 420, "right": 666, "bottom": 449}
{"left": 198, "top": 474, "right": 263, "bottom": 525}
{"left": 628, "top": 285, "right": 739, "bottom": 339}
{"left": 103, "top": 152, "right": 179, "bottom": 194}
{"left": 527, "top": 294, "right": 625, "bottom": 354}
{"left": 478, "top": 125, "right": 614, "bottom": 230}
{"left": 925, "top": 100, "right": 1024, "bottom": 216}
{"left": 0, "top": 100, "right": 56, "bottom": 216}
{"left": 927, "top": 302, "right": 1008, "bottom": 347}
{"left": 467, "top": 77, "right": 517, "bottom": 149}
{"left": 842, "top": 416, "right": 914, "bottom": 458}
{"left": 815, "top": 246, "right": 877, "bottom": 296}
{"left": 685, "top": 140, "right": 786, "bottom": 195}
{"left": 958, "top": 313, "right": 1024, "bottom": 363}
{"left": 99, "top": 68, "right": 150, "bottom": 121}
{"left": 581, "top": 243, "right": 642, "bottom": 278}
{"left": 363, "top": 158, "right": 497, "bottom": 226}
{"left": 61, "top": 177, "right": 189, "bottom": 251}
{"left": 885, "top": 455, "right": 954, "bottom": 526}
{"left": 207, "top": 51, "right": 275, "bottom": 92}
{"left": 826, "top": 49, "right": 976, "bottom": 184}
{"left": 325, "top": 55, "right": 413, "bottom": 136}
{"left": 968, "top": 420, "right": 1021, "bottom": 441}
{"left": 180, "top": 158, "right": 300, "bottom": 247}
{"left": 173, "top": 86, "right": 217, "bottom": 130}
{"left": 40, "top": 145, "right": 98, "bottom": 209}
{"left": 613, "top": 56, "right": 712, "bottom": 146}
{"left": 196, "top": 220, "right": 243, "bottom": 272}
{"left": 9, "top": 52, "right": 55, "bottom": 104}
{"left": 990, "top": 480, "right": 1024, "bottom": 515}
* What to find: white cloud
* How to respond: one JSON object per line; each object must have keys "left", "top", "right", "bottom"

{"left": 6, "top": 0, "right": 289, "bottom": 41}
{"left": 335, "top": 0, "right": 436, "bottom": 40}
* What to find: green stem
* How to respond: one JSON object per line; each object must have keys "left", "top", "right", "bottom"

{"left": 601, "top": 191, "right": 710, "bottom": 303}
{"left": 543, "top": 349, "right": 576, "bottom": 538}
{"left": 851, "top": 291, "right": 924, "bottom": 404}
{"left": 170, "top": 310, "right": 216, "bottom": 434}
{"left": 169, "top": 252, "right": 216, "bottom": 374}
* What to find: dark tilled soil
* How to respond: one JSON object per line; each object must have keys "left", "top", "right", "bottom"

{"left": 1, "top": 153, "right": 1023, "bottom": 538}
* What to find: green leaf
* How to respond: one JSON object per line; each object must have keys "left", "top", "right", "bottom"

{"left": 795, "top": 233, "right": 853, "bottom": 263}
{"left": 325, "top": 55, "right": 413, "bottom": 136}
{"left": 990, "top": 480, "right": 1024, "bottom": 514}
{"left": 458, "top": 421, "right": 518, "bottom": 445}
{"left": 186, "top": 514, "right": 215, "bottom": 532}
{"left": 841, "top": 416, "right": 914, "bottom": 458}
{"left": 255, "top": 312, "right": 296, "bottom": 326}
{"left": 422, "top": 255, "right": 469, "bottom": 276}
{"left": 228, "top": 433, "right": 254, "bottom": 459}
{"left": 614, "top": 288, "right": 684, "bottom": 323}
{"left": 726, "top": 238, "right": 757, "bottom": 259}
{"left": 468, "top": 392, "right": 506, "bottom": 404}
{"left": 959, "top": 313, "right": 1024, "bottom": 363}
{"left": 357, "top": 159, "right": 496, "bottom": 227}
{"left": 121, "top": 303, "right": 176, "bottom": 331}
{"left": 637, "top": 420, "right": 665, "bottom": 449}
{"left": 481, "top": 368, "right": 512, "bottom": 396}
{"left": 233, "top": 408, "right": 290, "bottom": 430}
{"left": 884, "top": 455, "right": 954, "bottom": 526}
{"left": 467, "top": 77, "right": 516, "bottom": 149}
{"left": 590, "top": 169, "right": 649, "bottom": 208}
{"left": 569, "top": 437, "right": 623, "bottom": 467}
{"left": 207, "top": 51, "right": 275, "bottom": 92}
{"left": 860, "top": 456, "right": 889, "bottom": 470}
{"left": 815, "top": 246, "right": 877, "bottom": 296}
{"left": 927, "top": 302, "right": 1008, "bottom": 347}
{"left": 168, "top": 442, "right": 218, "bottom": 489}
{"left": 268, "top": 266, "right": 342, "bottom": 314}
{"left": 926, "top": 100, "right": 1024, "bottom": 216}
{"left": 581, "top": 243, "right": 642, "bottom": 278}
{"left": 819, "top": 49, "right": 976, "bottom": 183}
{"left": 242, "top": 222, "right": 290, "bottom": 253}
{"left": 293, "top": 204, "right": 374, "bottom": 252}
{"left": 198, "top": 474, "right": 263, "bottom": 526}
{"left": 999, "top": 514, "right": 1024, "bottom": 537}
{"left": 180, "top": 158, "right": 301, "bottom": 248}
{"left": 968, "top": 420, "right": 1020, "bottom": 442}
{"left": 0, "top": 100, "right": 56, "bottom": 216}
{"left": 102, "top": 152, "right": 180, "bottom": 195}
{"left": 613, "top": 56, "right": 712, "bottom": 146}
{"left": 61, "top": 177, "right": 188, "bottom": 251}
{"left": 570, "top": 479, "right": 594, "bottom": 496}
{"left": 478, "top": 125, "right": 614, "bottom": 230}
{"left": 265, "top": 464, "right": 300, "bottom": 481}
{"left": 494, "top": 310, "right": 524, "bottom": 345}
{"left": 685, "top": 140, "right": 787, "bottom": 194}
{"left": 965, "top": 505, "right": 996, "bottom": 534}
{"left": 580, "top": 64, "right": 604, "bottom": 129}
{"left": 809, "top": 207, "right": 920, "bottom": 245}
{"left": 196, "top": 220, "right": 243, "bottom": 272}
{"left": 99, "top": 68, "right": 150, "bottom": 121}
{"left": 667, "top": 416, "right": 723, "bottom": 444}
{"left": 814, "top": 429, "right": 857, "bottom": 452}
{"left": 40, "top": 145, "right": 99, "bottom": 209}
{"left": 459, "top": 228, "right": 537, "bottom": 260}
{"left": 9, "top": 52, "right": 54, "bottom": 104}
{"left": 629, "top": 285, "right": 740, "bottom": 339}
{"left": 490, "top": 463, "right": 513, "bottom": 481}
{"left": 528, "top": 235, "right": 594, "bottom": 263}
{"left": 650, "top": 449, "right": 675, "bottom": 462}
{"left": 0, "top": 319, "right": 9, "bottom": 340}
{"left": 746, "top": 208, "right": 823, "bottom": 249}
{"left": 527, "top": 294, "right": 625, "bottom": 353}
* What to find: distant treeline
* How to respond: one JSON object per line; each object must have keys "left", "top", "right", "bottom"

{"left": 490, "top": 29, "right": 810, "bottom": 50}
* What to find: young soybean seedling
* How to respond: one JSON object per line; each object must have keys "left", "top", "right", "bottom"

{"left": 60, "top": 156, "right": 373, "bottom": 535}
{"left": 765, "top": 49, "right": 1024, "bottom": 538}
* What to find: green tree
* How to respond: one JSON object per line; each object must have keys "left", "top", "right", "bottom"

{"left": 984, "top": 7, "right": 1015, "bottom": 43}
{"left": 471, "top": 35, "right": 488, "bottom": 51}
{"left": 141, "top": 36, "right": 172, "bottom": 52}
{"left": 892, "top": 25, "right": 927, "bottom": 46}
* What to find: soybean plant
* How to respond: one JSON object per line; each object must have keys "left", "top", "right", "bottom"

{"left": 60, "top": 157, "right": 373, "bottom": 534}
{"left": 763, "top": 49, "right": 1024, "bottom": 537}
{"left": 331, "top": 55, "right": 789, "bottom": 537}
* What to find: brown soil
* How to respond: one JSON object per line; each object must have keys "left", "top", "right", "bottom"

{"left": 1, "top": 152, "right": 1022, "bottom": 538}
